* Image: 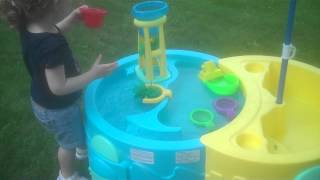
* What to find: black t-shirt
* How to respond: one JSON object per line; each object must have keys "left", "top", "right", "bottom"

{"left": 20, "top": 29, "right": 81, "bottom": 109}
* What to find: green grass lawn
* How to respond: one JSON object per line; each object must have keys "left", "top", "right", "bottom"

{"left": 0, "top": 0, "right": 319, "bottom": 179}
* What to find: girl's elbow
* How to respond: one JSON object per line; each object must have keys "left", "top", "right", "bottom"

{"left": 50, "top": 87, "right": 66, "bottom": 96}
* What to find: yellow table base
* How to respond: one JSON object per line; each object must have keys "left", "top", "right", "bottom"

{"left": 201, "top": 56, "right": 320, "bottom": 180}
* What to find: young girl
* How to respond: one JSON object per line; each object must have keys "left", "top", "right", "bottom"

{"left": 0, "top": 0, "right": 117, "bottom": 179}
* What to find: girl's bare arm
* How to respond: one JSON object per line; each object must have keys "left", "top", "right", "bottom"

{"left": 45, "top": 55, "right": 117, "bottom": 96}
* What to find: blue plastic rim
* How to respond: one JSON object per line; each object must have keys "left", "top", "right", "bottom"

{"left": 132, "top": 1, "right": 169, "bottom": 21}
{"left": 295, "top": 166, "right": 320, "bottom": 180}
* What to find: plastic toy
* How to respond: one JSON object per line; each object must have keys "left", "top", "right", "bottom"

{"left": 85, "top": 50, "right": 227, "bottom": 180}
{"left": 214, "top": 97, "right": 238, "bottom": 120}
{"left": 131, "top": 1, "right": 171, "bottom": 104}
{"left": 198, "top": 61, "right": 223, "bottom": 81}
{"left": 134, "top": 83, "right": 162, "bottom": 98}
{"left": 190, "top": 109, "right": 215, "bottom": 129}
{"left": 141, "top": 84, "right": 172, "bottom": 104}
{"left": 132, "top": 1, "right": 170, "bottom": 82}
{"left": 199, "top": 61, "right": 239, "bottom": 96}
{"left": 204, "top": 74, "right": 240, "bottom": 96}
{"left": 84, "top": 1, "right": 320, "bottom": 180}
{"left": 80, "top": 7, "right": 107, "bottom": 28}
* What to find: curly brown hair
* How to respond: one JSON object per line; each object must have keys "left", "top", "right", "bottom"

{"left": 0, "top": 0, "right": 55, "bottom": 30}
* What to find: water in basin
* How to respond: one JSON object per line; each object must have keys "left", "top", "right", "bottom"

{"left": 96, "top": 57, "right": 244, "bottom": 140}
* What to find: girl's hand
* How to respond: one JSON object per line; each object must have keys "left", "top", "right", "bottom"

{"left": 56, "top": 4, "right": 88, "bottom": 32}
{"left": 90, "top": 54, "right": 118, "bottom": 79}
{"left": 72, "top": 5, "right": 89, "bottom": 21}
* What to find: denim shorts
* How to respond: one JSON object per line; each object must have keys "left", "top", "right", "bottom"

{"left": 31, "top": 99, "right": 86, "bottom": 150}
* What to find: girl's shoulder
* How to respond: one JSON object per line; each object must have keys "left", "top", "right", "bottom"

{"left": 21, "top": 29, "right": 68, "bottom": 51}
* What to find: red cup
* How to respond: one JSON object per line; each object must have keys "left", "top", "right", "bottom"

{"left": 80, "top": 7, "right": 107, "bottom": 28}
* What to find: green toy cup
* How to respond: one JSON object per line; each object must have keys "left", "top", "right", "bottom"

{"left": 190, "top": 109, "right": 215, "bottom": 129}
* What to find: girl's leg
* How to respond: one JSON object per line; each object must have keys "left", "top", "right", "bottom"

{"left": 31, "top": 99, "right": 87, "bottom": 179}
{"left": 75, "top": 147, "right": 87, "bottom": 160}
{"left": 58, "top": 147, "right": 76, "bottom": 178}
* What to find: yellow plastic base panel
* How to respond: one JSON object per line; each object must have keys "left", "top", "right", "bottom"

{"left": 201, "top": 56, "right": 320, "bottom": 180}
